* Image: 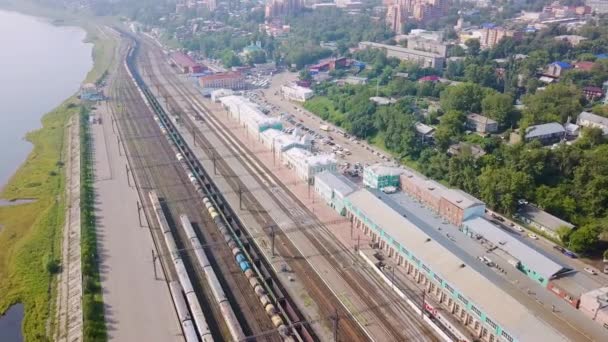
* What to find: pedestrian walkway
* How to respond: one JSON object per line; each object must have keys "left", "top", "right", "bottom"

{"left": 55, "top": 115, "right": 83, "bottom": 342}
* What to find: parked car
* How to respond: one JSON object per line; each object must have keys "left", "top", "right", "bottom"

{"left": 603, "top": 265, "right": 608, "bottom": 274}
{"left": 528, "top": 233, "right": 538, "bottom": 240}
{"left": 553, "top": 245, "right": 565, "bottom": 253}
{"left": 584, "top": 267, "right": 597, "bottom": 275}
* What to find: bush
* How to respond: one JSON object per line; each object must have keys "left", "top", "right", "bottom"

{"left": 46, "top": 259, "right": 61, "bottom": 274}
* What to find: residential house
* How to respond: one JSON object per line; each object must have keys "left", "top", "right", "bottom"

{"left": 524, "top": 122, "right": 566, "bottom": 145}
{"left": 447, "top": 142, "right": 486, "bottom": 159}
{"left": 576, "top": 111, "right": 608, "bottom": 135}
{"left": 582, "top": 86, "right": 604, "bottom": 101}
{"left": 545, "top": 61, "right": 572, "bottom": 78}
{"left": 414, "top": 122, "right": 435, "bottom": 142}
{"left": 466, "top": 113, "right": 499, "bottom": 133}
{"left": 515, "top": 204, "right": 575, "bottom": 241}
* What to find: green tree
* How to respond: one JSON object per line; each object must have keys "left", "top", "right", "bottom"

{"left": 434, "top": 110, "right": 466, "bottom": 150}
{"left": 567, "top": 223, "right": 602, "bottom": 254}
{"left": 221, "top": 50, "right": 241, "bottom": 67}
{"left": 439, "top": 82, "right": 489, "bottom": 113}
{"left": 481, "top": 92, "right": 515, "bottom": 127}
{"left": 478, "top": 167, "right": 533, "bottom": 215}
{"left": 465, "top": 39, "right": 480, "bottom": 56}
{"left": 521, "top": 83, "right": 582, "bottom": 125}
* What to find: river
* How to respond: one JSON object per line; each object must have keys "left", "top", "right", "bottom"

{"left": 0, "top": 9, "right": 93, "bottom": 341}
{"left": 0, "top": 9, "right": 93, "bottom": 190}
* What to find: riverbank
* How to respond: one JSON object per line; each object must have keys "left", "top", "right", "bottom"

{"left": 0, "top": 3, "right": 118, "bottom": 340}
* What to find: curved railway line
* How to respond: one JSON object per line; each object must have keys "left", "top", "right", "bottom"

{"left": 134, "top": 35, "right": 440, "bottom": 342}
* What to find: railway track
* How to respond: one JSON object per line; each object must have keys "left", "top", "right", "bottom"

{"left": 124, "top": 38, "right": 317, "bottom": 342}
{"left": 136, "top": 38, "right": 439, "bottom": 341}
{"left": 109, "top": 39, "right": 281, "bottom": 341}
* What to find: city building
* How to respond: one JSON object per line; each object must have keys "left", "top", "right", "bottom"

{"left": 577, "top": 111, "right": 608, "bottom": 135}
{"left": 198, "top": 72, "right": 246, "bottom": 90}
{"left": 586, "top": 0, "right": 608, "bottom": 14}
{"left": 363, "top": 164, "right": 403, "bottom": 189}
{"left": 314, "top": 171, "right": 358, "bottom": 216}
{"left": 170, "top": 52, "right": 205, "bottom": 74}
{"left": 80, "top": 83, "right": 103, "bottom": 101}
{"left": 384, "top": 0, "right": 449, "bottom": 33}
{"left": 344, "top": 189, "right": 569, "bottom": 342}
{"left": 386, "top": 4, "right": 406, "bottom": 34}
{"left": 515, "top": 204, "right": 575, "bottom": 241}
{"left": 283, "top": 148, "right": 336, "bottom": 184}
{"left": 524, "top": 122, "right": 566, "bottom": 145}
{"left": 219, "top": 96, "right": 282, "bottom": 137}
{"left": 579, "top": 287, "right": 608, "bottom": 327}
{"left": 479, "top": 26, "right": 522, "bottom": 48}
{"left": 406, "top": 36, "right": 449, "bottom": 57}
{"left": 466, "top": 113, "right": 499, "bottom": 134}
{"left": 265, "top": 0, "right": 303, "bottom": 19}
{"left": 358, "top": 41, "right": 445, "bottom": 69}
{"left": 462, "top": 217, "right": 571, "bottom": 287}
{"left": 281, "top": 84, "right": 314, "bottom": 102}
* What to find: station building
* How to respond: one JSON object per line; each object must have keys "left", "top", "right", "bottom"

{"left": 400, "top": 170, "right": 486, "bottom": 225}
{"left": 362, "top": 164, "right": 403, "bottom": 189}
{"left": 219, "top": 96, "right": 282, "bottom": 137}
{"left": 281, "top": 83, "right": 314, "bottom": 102}
{"left": 259, "top": 128, "right": 313, "bottom": 161}
{"left": 344, "top": 189, "right": 569, "bottom": 342}
{"left": 462, "top": 217, "right": 571, "bottom": 287}
{"left": 314, "top": 171, "right": 357, "bottom": 216}
{"left": 283, "top": 148, "right": 336, "bottom": 184}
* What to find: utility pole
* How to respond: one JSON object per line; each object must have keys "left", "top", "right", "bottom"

{"left": 152, "top": 249, "right": 158, "bottom": 280}
{"left": 331, "top": 308, "right": 339, "bottom": 342}
{"left": 270, "top": 225, "right": 276, "bottom": 257}
{"left": 137, "top": 201, "right": 143, "bottom": 227}
{"left": 191, "top": 125, "right": 196, "bottom": 146}
{"left": 238, "top": 185, "right": 243, "bottom": 210}
{"left": 117, "top": 135, "right": 122, "bottom": 156}
{"left": 126, "top": 164, "right": 131, "bottom": 187}
{"left": 421, "top": 290, "right": 426, "bottom": 318}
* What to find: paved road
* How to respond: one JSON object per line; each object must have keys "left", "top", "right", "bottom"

{"left": 92, "top": 100, "right": 182, "bottom": 340}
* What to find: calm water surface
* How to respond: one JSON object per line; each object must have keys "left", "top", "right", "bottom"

{"left": 0, "top": 304, "right": 23, "bottom": 342}
{"left": 0, "top": 9, "right": 92, "bottom": 190}
{"left": 0, "top": 9, "right": 92, "bottom": 341}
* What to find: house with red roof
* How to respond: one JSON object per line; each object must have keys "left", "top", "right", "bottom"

{"left": 573, "top": 61, "right": 596, "bottom": 72}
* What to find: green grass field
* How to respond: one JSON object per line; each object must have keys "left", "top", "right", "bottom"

{"left": 0, "top": 4, "right": 117, "bottom": 339}
{"left": 0, "top": 100, "right": 77, "bottom": 340}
